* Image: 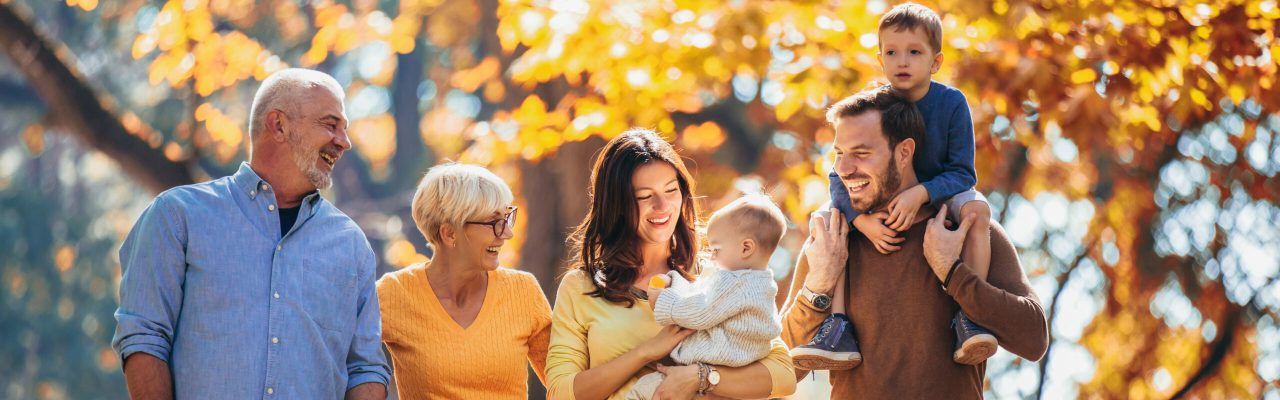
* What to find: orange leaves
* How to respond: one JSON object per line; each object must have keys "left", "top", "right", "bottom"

{"left": 64, "top": 0, "right": 97, "bottom": 12}
{"left": 134, "top": 0, "right": 285, "bottom": 94}
{"left": 679, "top": 122, "right": 725, "bottom": 151}
{"left": 350, "top": 114, "right": 397, "bottom": 174}
{"left": 1070, "top": 68, "right": 1097, "bottom": 85}
{"left": 193, "top": 103, "right": 245, "bottom": 162}
{"left": 384, "top": 239, "right": 428, "bottom": 268}
{"left": 510, "top": 95, "right": 572, "bottom": 159}
{"left": 452, "top": 57, "right": 502, "bottom": 92}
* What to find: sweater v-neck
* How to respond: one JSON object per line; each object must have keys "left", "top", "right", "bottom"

{"left": 419, "top": 267, "right": 496, "bottom": 331}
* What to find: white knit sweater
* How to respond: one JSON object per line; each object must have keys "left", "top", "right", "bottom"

{"left": 652, "top": 267, "right": 782, "bottom": 367}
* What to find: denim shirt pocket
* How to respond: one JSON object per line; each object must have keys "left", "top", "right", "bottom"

{"left": 295, "top": 255, "right": 357, "bottom": 333}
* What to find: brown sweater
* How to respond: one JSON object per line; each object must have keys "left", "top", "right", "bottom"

{"left": 781, "top": 220, "right": 1048, "bottom": 399}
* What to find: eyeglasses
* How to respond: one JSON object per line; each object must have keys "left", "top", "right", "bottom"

{"left": 465, "top": 206, "right": 518, "bottom": 237}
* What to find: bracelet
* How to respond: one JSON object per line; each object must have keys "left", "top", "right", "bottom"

{"left": 942, "top": 258, "right": 962, "bottom": 289}
{"left": 698, "top": 363, "right": 709, "bottom": 396}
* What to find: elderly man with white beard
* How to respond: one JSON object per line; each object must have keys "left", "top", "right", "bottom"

{"left": 112, "top": 69, "right": 390, "bottom": 399}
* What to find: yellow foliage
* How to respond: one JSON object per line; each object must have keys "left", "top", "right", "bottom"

{"left": 350, "top": 115, "right": 397, "bottom": 173}
{"left": 679, "top": 122, "right": 725, "bottom": 151}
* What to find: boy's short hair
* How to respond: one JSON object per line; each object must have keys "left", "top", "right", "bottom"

{"left": 878, "top": 2, "right": 943, "bottom": 54}
{"left": 412, "top": 163, "right": 514, "bottom": 247}
{"left": 826, "top": 85, "right": 926, "bottom": 153}
{"left": 708, "top": 194, "right": 788, "bottom": 254}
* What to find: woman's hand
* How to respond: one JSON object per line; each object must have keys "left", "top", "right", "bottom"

{"left": 635, "top": 325, "right": 694, "bottom": 363}
{"left": 652, "top": 364, "right": 699, "bottom": 400}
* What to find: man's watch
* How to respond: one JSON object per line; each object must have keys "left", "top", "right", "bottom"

{"left": 799, "top": 285, "right": 833, "bottom": 311}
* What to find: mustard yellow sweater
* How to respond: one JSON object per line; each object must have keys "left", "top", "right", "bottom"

{"left": 546, "top": 269, "right": 796, "bottom": 400}
{"left": 377, "top": 262, "right": 551, "bottom": 399}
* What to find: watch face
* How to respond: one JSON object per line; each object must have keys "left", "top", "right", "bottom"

{"left": 814, "top": 295, "right": 831, "bottom": 310}
{"left": 708, "top": 370, "right": 720, "bottom": 385}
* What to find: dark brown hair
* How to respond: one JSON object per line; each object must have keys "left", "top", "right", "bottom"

{"left": 878, "top": 2, "right": 943, "bottom": 54}
{"left": 825, "top": 85, "right": 926, "bottom": 153}
{"left": 568, "top": 128, "right": 700, "bottom": 306}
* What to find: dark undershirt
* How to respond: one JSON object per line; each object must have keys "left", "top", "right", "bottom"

{"left": 279, "top": 206, "right": 301, "bottom": 236}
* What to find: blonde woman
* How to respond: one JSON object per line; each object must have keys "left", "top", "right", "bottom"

{"left": 377, "top": 163, "right": 551, "bottom": 399}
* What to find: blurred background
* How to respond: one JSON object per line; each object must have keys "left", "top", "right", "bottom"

{"left": 1, "top": 0, "right": 1278, "bottom": 398}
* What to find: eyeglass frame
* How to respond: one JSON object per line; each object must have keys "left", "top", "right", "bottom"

{"left": 464, "top": 206, "right": 518, "bottom": 237}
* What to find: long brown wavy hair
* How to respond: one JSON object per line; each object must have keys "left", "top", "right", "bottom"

{"left": 568, "top": 128, "right": 701, "bottom": 307}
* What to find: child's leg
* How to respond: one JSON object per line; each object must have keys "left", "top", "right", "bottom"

{"left": 952, "top": 197, "right": 997, "bottom": 365}
{"left": 959, "top": 200, "right": 992, "bottom": 282}
{"left": 832, "top": 268, "right": 847, "bottom": 315}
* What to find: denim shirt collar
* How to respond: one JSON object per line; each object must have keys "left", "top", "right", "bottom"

{"left": 231, "top": 162, "right": 322, "bottom": 207}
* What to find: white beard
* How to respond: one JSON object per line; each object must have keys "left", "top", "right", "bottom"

{"left": 287, "top": 131, "right": 332, "bottom": 190}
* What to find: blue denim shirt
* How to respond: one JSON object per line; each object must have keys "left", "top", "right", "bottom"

{"left": 112, "top": 162, "right": 390, "bottom": 399}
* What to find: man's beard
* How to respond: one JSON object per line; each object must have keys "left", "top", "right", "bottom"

{"left": 844, "top": 157, "right": 901, "bottom": 214}
{"left": 287, "top": 131, "right": 333, "bottom": 190}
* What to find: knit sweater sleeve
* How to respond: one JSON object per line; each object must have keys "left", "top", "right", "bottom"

{"left": 652, "top": 271, "right": 752, "bottom": 330}
{"left": 519, "top": 272, "right": 553, "bottom": 385}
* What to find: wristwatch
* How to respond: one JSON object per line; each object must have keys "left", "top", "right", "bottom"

{"left": 799, "top": 285, "right": 832, "bottom": 311}
{"left": 706, "top": 364, "right": 720, "bottom": 393}
{"left": 696, "top": 362, "right": 720, "bottom": 396}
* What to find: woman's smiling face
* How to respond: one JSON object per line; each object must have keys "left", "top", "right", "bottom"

{"left": 631, "top": 161, "right": 682, "bottom": 246}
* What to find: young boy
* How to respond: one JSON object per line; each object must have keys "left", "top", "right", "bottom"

{"left": 792, "top": 2, "right": 998, "bottom": 370}
{"left": 626, "top": 194, "right": 787, "bottom": 400}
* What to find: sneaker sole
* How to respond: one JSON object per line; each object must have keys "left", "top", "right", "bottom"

{"left": 791, "top": 349, "right": 862, "bottom": 370}
{"left": 954, "top": 334, "right": 997, "bottom": 365}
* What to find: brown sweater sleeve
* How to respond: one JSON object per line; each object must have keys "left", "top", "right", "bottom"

{"left": 779, "top": 240, "right": 829, "bottom": 379}
{"left": 944, "top": 222, "right": 1049, "bottom": 361}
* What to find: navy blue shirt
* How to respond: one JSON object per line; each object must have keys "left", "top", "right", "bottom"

{"left": 829, "top": 81, "right": 978, "bottom": 221}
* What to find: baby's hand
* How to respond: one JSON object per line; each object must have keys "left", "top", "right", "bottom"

{"left": 646, "top": 275, "right": 670, "bottom": 309}
{"left": 853, "top": 212, "right": 905, "bottom": 254}
{"left": 886, "top": 184, "right": 929, "bottom": 232}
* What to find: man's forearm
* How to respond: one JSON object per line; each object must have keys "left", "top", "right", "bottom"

{"left": 345, "top": 382, "right": 386, "bottom": 400}
{"left": 123, "top": 353, "right": 172, "bottom": 400}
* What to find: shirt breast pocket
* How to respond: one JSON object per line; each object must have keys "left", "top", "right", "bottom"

{"left": 295, "top": 256, "right": 357, "bottom": 333}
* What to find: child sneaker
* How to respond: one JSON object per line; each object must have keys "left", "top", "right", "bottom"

{"left": 792, "top": 314, "right": 862, "bottom": 370}
{"left": 952, "top": 311, "right": 997, "bottom": 365}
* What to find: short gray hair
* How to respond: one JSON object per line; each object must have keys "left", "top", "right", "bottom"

{"left": 412, "top": 163, "right": 515, "bottom": 247}
{"left": 248, "top": 68, "right": 344, "bottom": 141}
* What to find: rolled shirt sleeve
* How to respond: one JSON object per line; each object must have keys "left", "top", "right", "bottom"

{"left": 344, "top": 241, "right": 392, "bottom": 390}
{"left": 112, "top": 194, "right": 186, "bottom": 364}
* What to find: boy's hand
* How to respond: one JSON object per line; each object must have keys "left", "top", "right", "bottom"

{"left": 853, "top": 212, "right": 905, "bottom": 254}
{"left": 886, "top": 185, "right": 930, "bottom": 232}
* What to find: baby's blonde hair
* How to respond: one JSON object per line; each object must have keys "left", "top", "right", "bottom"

{"left": 708, "top": 194, "right": 788, "bottom": 254}
{"left": 412, "top": 163, "right": 513, "bottom": 247}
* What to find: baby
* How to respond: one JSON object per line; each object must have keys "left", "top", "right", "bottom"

{"left": 626, "top": 194, "right": 786, "bottom": 399}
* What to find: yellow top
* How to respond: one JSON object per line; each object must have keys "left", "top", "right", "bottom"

{"left": 546, "top": 269, "right": 796, "bottom": 400}
{"left": 377, "top": 262, "right": 551, "bottom": 399}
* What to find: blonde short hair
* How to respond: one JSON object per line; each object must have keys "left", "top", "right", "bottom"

{"left": 708, "top": 194, "right": 788, "bottom": 254}
{"left": 412, "top": 163, "right": 514, "bottom": 247}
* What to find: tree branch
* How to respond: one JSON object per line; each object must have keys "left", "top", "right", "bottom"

{"left": 0, "top": 3, "right": 195, "bottom": 193}
{"left": 1036, "top": 235, "right": 1100, "bottom": 399}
